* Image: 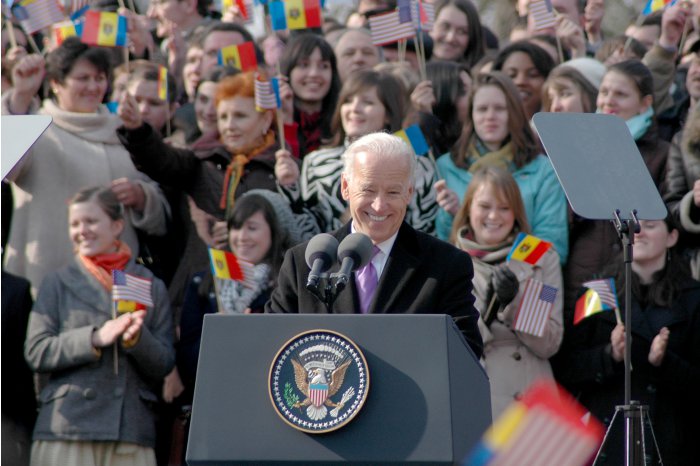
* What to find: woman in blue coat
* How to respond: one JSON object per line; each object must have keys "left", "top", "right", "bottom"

{"left": 434, "top": 72, "right": 568, "bottom": 263}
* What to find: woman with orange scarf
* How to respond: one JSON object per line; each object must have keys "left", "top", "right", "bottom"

{"left": 117, "top": 71, "right": 317, "bottom": 239}
{"left": 24, "top": 186, "right": 175, "bottom": 466}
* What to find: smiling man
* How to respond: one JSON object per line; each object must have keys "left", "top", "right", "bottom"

{"left": 266, "top": 133, "right": 483, "bottom": 358}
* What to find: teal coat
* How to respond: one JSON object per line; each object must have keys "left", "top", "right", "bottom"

{"left": 435, "top": 153, "right": 569, "bottom": 264}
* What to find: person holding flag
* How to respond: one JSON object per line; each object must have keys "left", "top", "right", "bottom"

{"left": 24, "top": 185, "right": 174, "bottom": 466}
{"left": 552, "top": 214, "right": 700, "bottom": 465}
{"left": 450, "top": 166, "right": 563, "bottom": 418}
{"left": 2, "top": 37, "right": 169, "bottom": 296}
{"left": 433, "top": 71, "right": 568, "bottom": 264}
{"left": 274, "top": 69, "right": 440, "bottom": 234}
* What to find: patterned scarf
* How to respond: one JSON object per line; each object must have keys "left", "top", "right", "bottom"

{"left": 219, "top": 130, "right": 276, "bottom": 218}
{"left": 466, "top": 138, "right": 515, "bottom": 174}
{"left": 79, "top": 241, "right": 132, "bottom": 291}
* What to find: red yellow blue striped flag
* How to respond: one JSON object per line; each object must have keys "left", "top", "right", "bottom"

{"left": 269, "top": 0, "right": 322, "bottom": 31}
{"left": 81, "top": 10, "right": 128, "bottom": 47}
{"left": 506, "top": 232, "right": 552, "bottom": 265}
{"left": 53, "top": 20, "right": 78, "bottom": 46}
{"left": 217, "top": 41, "right": 257, "bottom": 71}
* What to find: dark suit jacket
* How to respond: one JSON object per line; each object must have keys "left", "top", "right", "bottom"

{"left": 266, "top": 222, "right": 483, "bottom": 358}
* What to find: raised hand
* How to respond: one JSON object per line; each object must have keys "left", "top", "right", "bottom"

{"left": 434, "top": 180, "right": 460, "bottom": 216}
{"left": 275, "top": 149, "right": 300, "bottom": 187}
{"left": 118, "top": 92, "right": 143, "bottom": 129}
{"left": 111, "top": 177, "right": 146, "bottom": 212}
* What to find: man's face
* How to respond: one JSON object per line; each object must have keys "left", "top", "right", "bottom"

{"left": 335, "top": 30, "right": 380, "bottom": 81}
{"left": 148, "top": 0, "right": 194, "bottom": 38}
{"left": 202, "top": 31, "right": 246, "bottom": 74}
{"left": 686, "top": 55, "right": 700, "bottom": 105}
{"left": 341, "top": 150, "right": 414, "bottom": 244}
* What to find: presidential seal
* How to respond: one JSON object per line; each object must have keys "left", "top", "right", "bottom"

{"left": 269, "top": 330, "right": 370, "bottom": 434}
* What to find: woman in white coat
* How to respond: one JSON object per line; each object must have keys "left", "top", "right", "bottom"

{"left": 451, "top": 166, "right": 563, "bottom": 416}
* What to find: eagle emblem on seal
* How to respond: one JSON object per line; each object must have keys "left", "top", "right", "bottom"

{"left": 269, "top": 330, "right": 370, "bottom": 433}
{"left": 292, "top": 353, "right": 355, "bottom": 421}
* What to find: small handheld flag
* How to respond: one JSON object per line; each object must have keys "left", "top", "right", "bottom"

{"left": 215, "top": 0, "right": 254, "bottom": 23}
{"left": 157, "top": 65, "right": 168, "bottom": 102}
{"left": 529, "top": 0, "right": 557, "bottom": 31}
{"left": 394, "top": 124, "right": 430, "bottom": 156}
{"left": 506, "top": 232, "right": 552, "bottom": 265}
{"left": 53, "top": 20, "right": 78, "bottom": 46}
{"left": 269, "top": 0, "right": 322, "bottom": 31}
{"left": 254, "top": 76, "right": 282, "bottom": 110}
{"left": 642, "top": 0, "right": 676, "bottom": 15}
{"left": 209, "top": 248, "right": 257, "bottom": 288}
{"left": 411, "top": 0, "right": 434, "bottom": 32}
{"left": 463, "top": 381, "right": 604, "bottom": 466}
{"left": 573, "top": 278, "right": 618, "bottom": 325}
{"left": 12, "top": 0, "right": 64, "bottom": 34}
{"left": 112, "top": 270, "right": 153, "bottom": 308}
{"left": 81, "top": 11, "right": 128, "bottom": 47}
{"left": 513, "top": 279, "right": 557, "bottom": 338}
{"left": 217, "top": 41, "right": 257, "bottom": 71}
{"left": 105, "top": 101, "right": 119, "bottom": 113}
{"left": 368, "top": 11, "right": 415, "bottom": 46}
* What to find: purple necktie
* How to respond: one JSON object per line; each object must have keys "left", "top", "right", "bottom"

{"left": 356, "top": 246, "right": 380, "bottom": 314}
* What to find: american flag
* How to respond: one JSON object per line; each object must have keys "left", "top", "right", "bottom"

{"left": 411, "top": 0, "right": 434, "bottom": 32}
{"left": 397, "top": 0, "right": 411, "bottom": 23}
{"left": 582, "top": 278, "right": 618, "bottom": 309}
{"left": 529, "top": 0, "right": 557, "bottom": 31}
{"left": 254, "top": 76, "right": 281, "bottom": 110}
{"left": 112, "top": 270, "right": 153, "bottom": 307}
{"left": 463, "top": 382, "right": 604, "bottom": 466}
{"left": 368, "top": 11, "right": 415, "bottom": 46}
{"left": 513, "top": 278, "right": 557, "bottom": 338}
{"left": 12, "top": 0, "right": 64, "bottom": 34}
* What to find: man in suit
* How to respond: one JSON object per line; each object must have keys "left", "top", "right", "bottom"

{"left": 266, "top": 132, "right": 483, "bottom": 358}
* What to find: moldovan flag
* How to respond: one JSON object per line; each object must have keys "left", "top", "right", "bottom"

{"left": 81, "top": 10, "right": 128, "bottom": 47}
{"left": 529, "top": 0, "right": 557, "bottom": 31}
{"left": 394, "top": 124, "right": 430, "bottom": 156}
{"left": 268, "top": 0, "right": 322, "bottom": 31}
{"left": 12, "top": 0, "right": 64, "bottom": 34}
{"left": 254, "top": 76, "right": 281, "bottom": 110}
{"left": 209, "top": 248, "right": 257, "bottom": 289}
{"left": 463, "top": 381, "right": 604, "bottom": 466}
{"left": 643, "top": 0, "right": 676, "bottom": 15}
{"left": 506, "top": 232, "right": 552, "bottom": 265}
{"left": 368, "top": 11, "right": 415, "bottom": 45}
{"left": 513, "top": 279, "right": 557, "bottom": 338}
{"left": 217, "top": 41, "right": 257, "bottom": 71}
{"left": 53, "top": 20, "right": 78, "bottom": 45}
{"left": 112, "top": 270, "right": 153, "bottom": 308}
{"left": 157, "top": 65, "right": 168, "bottom": 101}
{"left": 573, "top": 279, "right": 617, "bottom": 325}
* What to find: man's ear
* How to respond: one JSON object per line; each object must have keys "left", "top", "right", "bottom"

{"left": 340, "top": 173, "right": 350, "bottom": 201}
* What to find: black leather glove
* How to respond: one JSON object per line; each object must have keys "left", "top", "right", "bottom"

{"left": 491, "top": 265, "right": 519, "bottom": 306}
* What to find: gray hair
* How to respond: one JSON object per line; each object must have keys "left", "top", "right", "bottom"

{"left": 342, "top": 132, "right": 416, "bottom": 184}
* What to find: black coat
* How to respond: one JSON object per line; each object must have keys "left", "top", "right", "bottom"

{"left": 265, "top": 221, "right": 483, "bottom": 358}
{"left": 553, "top": 278, "right": 700, "bottom": 465}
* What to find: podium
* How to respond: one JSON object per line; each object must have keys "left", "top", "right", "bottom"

{"left": 187, "top": 314, "right": 491, "bottom": 465}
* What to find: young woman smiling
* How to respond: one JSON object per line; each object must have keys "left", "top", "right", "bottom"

{"left": 451, "top": 167, "right": 563, "bottom": 417}
{"left": 278, "top": 34, "right": 341, "bottom": 158}
{"left": 25, "top": 186, "right": 174, "bottom": 466}
{"left": 434, "top": 72, "right": 568, "bottom": 263}
{"left": 429, "top": 0, "right": 486, "bottom": 68}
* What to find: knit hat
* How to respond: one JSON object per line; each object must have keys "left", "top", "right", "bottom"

{"left": 241, "top": 189, "right": 306, "bottom": 246}
{"left": 559, "top": 57, "right": 607, "bottom": 90}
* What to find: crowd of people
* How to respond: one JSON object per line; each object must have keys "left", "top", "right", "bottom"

{"left": 2, "top": 0, "right": 700, "bottom": 464}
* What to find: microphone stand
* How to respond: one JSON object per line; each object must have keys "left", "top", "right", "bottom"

{"left": 306, "top": 275, "right": 339, "bottom": 313}
{"left": 593, "top": 209, "right": 663, "bottom": 466}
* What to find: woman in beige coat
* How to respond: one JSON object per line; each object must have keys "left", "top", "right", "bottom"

{"left": 451, "top": 167, "right": 563, "bottom": 417}
{"left": 2, "top": 38, "right": 167, "bottom": 295}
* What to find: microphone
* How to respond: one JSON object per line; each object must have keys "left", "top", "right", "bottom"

{"left": 333, "top": 233, "right": 373, "bottom": 294}
{"left": 305, "top": 233, "right": 339, "bottom": 292}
